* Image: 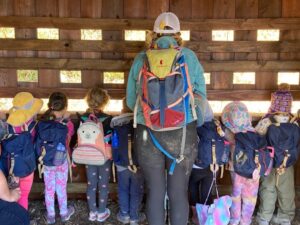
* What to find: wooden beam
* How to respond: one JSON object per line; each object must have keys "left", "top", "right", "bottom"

{"left": 1, "top": 16, "right": 300, "bottom": 30}
{"left": 0, "top": 57, "right": 299, "bottom": 72}
{"left": 1, "top": 39, "right": 300, "bottom": 53}
{"left": 1, "top": 87, "right": 300, "bottom": 100}
{"left": 0, "top": 57, "right": 132, "bottom": 70}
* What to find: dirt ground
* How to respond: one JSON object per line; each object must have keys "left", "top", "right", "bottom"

{"left": 29, "top": 199, "right": 300, "bottom": 225}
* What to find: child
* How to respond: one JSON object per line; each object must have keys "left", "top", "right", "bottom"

{"left": 4, "top": 92, "right": 43, "bottom": 210}
{"left": 221, "top": 101, "right": 260, "bottom": 225}
{"left": 256, "top": 84, "right": 299, "bottom": 225}
{"left": 38, "top": 92, "right": 75, "bottom": 224}
{"left": 83, "top": 85, "right": 112, "bottom": 222}
{"left": 188, "top": 100, "right": 216, "bottom": 225}
{"left": 110, "top": 99, "right": 145, "bottom": 225}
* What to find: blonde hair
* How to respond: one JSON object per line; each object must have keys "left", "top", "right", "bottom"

{"left": 145, "top": 31, "right": 183, "bottom": 49}
{"left": 85, "top": 85, "right": 110, "bottom": 112}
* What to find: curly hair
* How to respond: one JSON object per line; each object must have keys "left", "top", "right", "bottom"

{"left": 145, "top": 30, "right": 183, "bottom": 49}
{"left": 85, "top": 85, "right": 110, "bottom": 112}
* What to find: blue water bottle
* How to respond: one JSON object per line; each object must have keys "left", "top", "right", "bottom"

{"left": 112, "top": 130, "right": 119, "bottom": 149}
{"left": 53, "top": 142, "right": 67, "bottom": 166}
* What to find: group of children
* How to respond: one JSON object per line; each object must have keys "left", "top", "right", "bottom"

{"left": 0, "top": 82, "right": 299, "bottom": 225}
{"left": 190, "top": 83, "right": 300, "bottom": 225}
{"left": 0, "top": 85, "right": 145, "bottom": 225}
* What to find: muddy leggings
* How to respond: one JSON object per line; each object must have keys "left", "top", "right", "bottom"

{"left": 135, "top": 122, "right": 197, "bottom": 225}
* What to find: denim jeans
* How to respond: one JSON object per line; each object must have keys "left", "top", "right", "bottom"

{"left": 117, "top": 169, "right": 144, "bottom": 220}
{"left": 0, "top": 199, "right": 30, "bottom": 225}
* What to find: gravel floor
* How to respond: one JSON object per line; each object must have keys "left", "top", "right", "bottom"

{"left": 29, "top": 199, "right": 300, "bottom": 225}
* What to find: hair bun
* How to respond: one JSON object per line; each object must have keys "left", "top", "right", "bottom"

{"left": 278, "top": 83, "right": 290, "bottom": 91}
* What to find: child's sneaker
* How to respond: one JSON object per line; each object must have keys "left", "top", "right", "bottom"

{"left": 97, "top": 208, "right": 111, "bottom": 222}
{"left": 61, "top": 206, "right": 75, "bottom": 222}
{"left": 46, "top": 215, "right": 55, "bottom": 224}
{"left": 89, "top": 211, "right": 98, "bottom": 221}
{"left": 130, "top": 213, "right": 146, "bottom": 225}
{"left": 117, "top": 212, "right": 130, "bottom": 224}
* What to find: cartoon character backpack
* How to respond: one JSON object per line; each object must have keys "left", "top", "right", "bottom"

{"left": 234, "top": 131, "right": 274, "bottom": 179}
{"left": 0, "top": 122, "right": 36, "bottom": 179}
{"left": 35, "top": 120, "right": 69, "bottom": 177}
{"left": 134, "top": 44, "right": 197, "bottom": 175}
{"left": 72, "top": 114, "right": 111, "bottom": 166}
{"left": 196, "top": 119, "right": 230, "bottom": 178}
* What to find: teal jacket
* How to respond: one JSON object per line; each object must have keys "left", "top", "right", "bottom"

{"left": 126, "top": 36, "right": 207, "bottom": 127}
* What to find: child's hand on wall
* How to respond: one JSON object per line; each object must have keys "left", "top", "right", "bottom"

{"left": 0, "top": 112, "right": 7, "bottom": 121}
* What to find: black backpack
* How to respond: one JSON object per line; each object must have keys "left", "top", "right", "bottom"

{"left": 196, "top": 120, "right": 230, "bottom": 175}
{"left": 234, "top": 132, "right": 274, "bottom": 179}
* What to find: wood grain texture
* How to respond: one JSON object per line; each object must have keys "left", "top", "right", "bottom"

{"left": 236, "top": 0, "right": 258, "bottom": 18}
{"left": 2, "top": 16, "right": 300, "bottom": 30}
{"left": 170, "top": 0, "right": 192, "bottom": 19}
{"left": 191, "top": 0, "right": 214, "bottom": 19}
{"left": 147, "top": 0, "right": 169, "bottom": 19}
{"left": 2, "top": 40, "right": 300, "bottom": 53}
{"left": 124, "top": 0, "right": 146, "bottom": 18}
{"left": 282, "top": 0, "right": 300, "bottom": 17}
{"left": 213, "top": 0, "right": 235, "bottom": 19}
{"left": 258, "top": 0, "right": 281, "bottom": 18}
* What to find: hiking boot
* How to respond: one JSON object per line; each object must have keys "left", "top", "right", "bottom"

{"left": 46, "top": 215, "right": 55, "bottom": 224}
{"left": 271, "top": 216, "right": 291, "bottom": 225}
{"left": 89, "top": 211, "right": 98, "bottom": 221}
{"left": 61, "top": 206, "right": 75, "bottom": 222}
{"left": 256, "top": 216, "right": 269, "bottom": 225}
{"left": 117, "top": 212, "right": 130, "bottom": 224}
{"left": 97, "top": 208, "right": 111, "bottom": 222}
{"left": 130, "top": 213, "right": 146, "bottom": 225}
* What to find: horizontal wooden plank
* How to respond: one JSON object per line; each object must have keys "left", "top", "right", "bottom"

{"left": 0, "top": 57, "right": 132, "bottom": 70}
{"left": 1, "top": 16, "right": 300, "bottom": 30}
{"left": 0, "top": 57, "right": 299, "bottom": 72}
{"left": 1, "top": 39, "right": 300, "bottom": 53}
{"left": 1, "top": 87, "right": 300, "bottom": 100}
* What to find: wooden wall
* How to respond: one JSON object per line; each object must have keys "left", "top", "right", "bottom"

{"left": 0, "top": 0, "right": 300, "bottom": 199}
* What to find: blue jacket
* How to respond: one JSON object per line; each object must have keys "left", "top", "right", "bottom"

{"left": 110, "top": 113, "right": 138, "bottom": 167}
{"left": 126, "top": 36, "right": 207, "bottom": 127}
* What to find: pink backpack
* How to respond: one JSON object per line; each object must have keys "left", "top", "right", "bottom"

{"left": 72, "top": 114, "right": 111, "bottom": 166}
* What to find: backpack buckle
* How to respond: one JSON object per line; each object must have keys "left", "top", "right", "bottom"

{"left": 176, "top": 155, "right": 185, "bottom": 163}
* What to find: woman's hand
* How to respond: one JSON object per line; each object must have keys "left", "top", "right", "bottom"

{"left": 9, "top": 187, "right": 21, "bottom": 202}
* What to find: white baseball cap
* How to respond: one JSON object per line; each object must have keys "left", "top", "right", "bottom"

{"left": 153, "top": 12, "right": 180, "bottom": 34}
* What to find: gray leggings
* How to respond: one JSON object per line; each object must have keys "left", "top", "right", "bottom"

{"left": 86, "top": 160, "right": 112, "bottom": 213}
{"left": 135, "top": 122, "right": 197, "bottom": 225}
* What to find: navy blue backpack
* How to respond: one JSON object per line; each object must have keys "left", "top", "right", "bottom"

{"left": 35, "top": 120, "right": 68, "bottom": 171}
{"left": 111, "top": 114, "right": 138, "bottom": 173}
{"left": 266, "top": 122, "right": 300, "bottom": 168}
{"left": 234, "top": 132, "right": 274, "bottom": 179}
{"left": 0, "top": 123, "right": 36, "bottom": 178}
{"left": 196, "top": 120, "right": 230, "bottom": 174}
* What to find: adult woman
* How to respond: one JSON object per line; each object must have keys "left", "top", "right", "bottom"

{"left": 0, "top": 170, "right": 30, "bottom": 225}
{"left": 126, "top": 12, "right": 207, "bottom": 225}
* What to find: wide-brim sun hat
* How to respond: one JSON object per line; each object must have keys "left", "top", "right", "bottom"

{"left": 7, "top": 92, "right": 43, "bottom": 126}
{"left": 153, "top": 12, "right": 180, "bottom": 34}
{"left": 221, "top": 101, "right": 255, "bottom": 134}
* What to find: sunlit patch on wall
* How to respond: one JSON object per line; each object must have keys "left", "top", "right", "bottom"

{"left": 81, "top": 29, "right": 102, "bottom": 40}
{"left": 257, "top": 29, "right": 280, "bottom": 41}
{"left": 233, "top": 72, "right": 255, "bottom": 84}
{"left": 37, "top": 28, "right": 59, "bottom": 40}
{"left": 125, "top": 30, "right": 146, "bottom": 41}
{"left": 277, "top": 72, "right": 299, "bottom": 85}
{"left": 17, "top": 70, "right": 38, "bottom": 82}
{"left": 0, "top": 27, "right": 15, "bottom": 39}
{"left": 60, "top": 71, "right": 82, "bottom": 83}
{"left": 212, "top": 30, "right": 234, "bottom": 41}
{"left": 103, "top": 72, "right": 124, "bottom": 84}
